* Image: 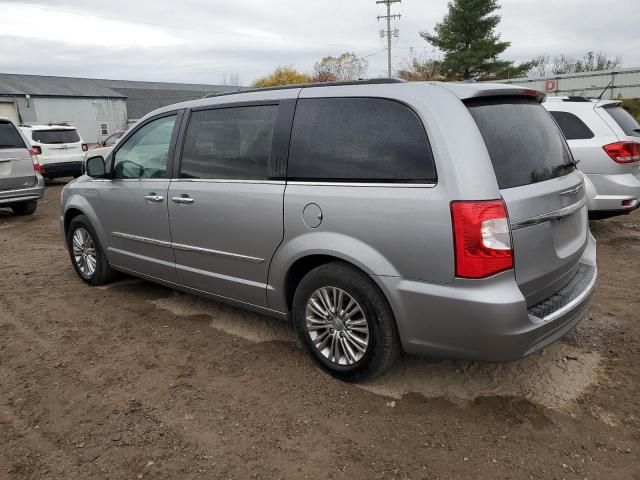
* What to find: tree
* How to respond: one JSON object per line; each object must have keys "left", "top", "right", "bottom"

{"left": 252, "top": 66, "right": 311, "bottom": 88}
{"left": 396, "top": 55, "right": 445, "bottom": 81}
{"left": 219, "top": 72, "right": 241, "bottom": 86}
{"left": 529, "top": 52, "right": 623, "bottom": 77}
{"left": 311, "top": 52, "right": 369, "bottom": 82}
{"left": 420, "top": 0, "right": 517, "bottom": 79}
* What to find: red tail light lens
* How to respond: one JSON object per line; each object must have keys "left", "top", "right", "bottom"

{"left": 451, "top": 200, "right": 513, "bottom": 279}
{"left": 82, "top": 143, "right": 88, "bottom": 152}
{"left": 603, "top": 142, "right": 640, "bottom": 164}
{"left": 28, "top": 148, "right": 41, "bottom": 173}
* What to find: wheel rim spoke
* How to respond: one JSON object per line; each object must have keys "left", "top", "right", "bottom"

{"left": 305, "top": 286, "right": 369, "bottom": 366}
{"left": 71, "top": 227, "right": 97, "bottom": 278}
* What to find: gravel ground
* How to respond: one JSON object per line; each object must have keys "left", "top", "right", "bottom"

{"left": 1, "top": 180, "right": 639, "bottom": 479}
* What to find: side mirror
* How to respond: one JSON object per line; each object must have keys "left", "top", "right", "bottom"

{"left": 85, "top": 156, "right": 106, "bottom": 178}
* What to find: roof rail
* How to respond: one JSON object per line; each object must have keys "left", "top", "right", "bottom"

{"left": 203, "top": 78, "right": 406, "bottom": 98}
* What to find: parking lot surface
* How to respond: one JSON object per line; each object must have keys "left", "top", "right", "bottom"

{"left": 1, "top": 181, "right": 639, "bottom": 479}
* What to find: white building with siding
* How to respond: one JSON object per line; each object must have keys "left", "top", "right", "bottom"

{"left": 0, "top": 74, "right": 240, "bottom": 143}
{"left": 496, "top": 67, "right": 640, "bottom": 100}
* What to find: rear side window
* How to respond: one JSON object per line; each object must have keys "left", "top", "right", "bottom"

{"left": 604, "top": 106, "right": 640, "bottom": 138}
{"left": 549, "top": 111, "right": 594, "bottom": 140}
{"left": 0, "top": 121, "right": 26, "bottom": 149}
{"left": 288, "top": 98, "right": 436, "bottom": 182}
{"left": 32, "top": 129, "right": 81, "bottom": 144}
{"left": 180, "top": 105, "right": 278, "bottom": 180}
{"left": 467, "top": 97, "right": 574, "bottom": 189}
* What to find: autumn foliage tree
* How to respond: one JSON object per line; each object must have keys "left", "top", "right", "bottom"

{"left": 311, "top": 52, "right": 369, "bottom": 82}
{"left": 252, "top": 66, "right": 311, "bottom": 88}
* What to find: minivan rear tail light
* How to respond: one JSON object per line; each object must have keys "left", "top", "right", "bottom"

{"left": 451, "top": 200, "right": 513, "bottom": 279}
{"left": 31, "top": 145, "right": 42, "bottom": 155}
{"left": 28, "top": 148, "right": 41, "bottom": 173}
{"left": 603, "top": 141, "right": 640, "bottom": 164}
{"left": 82, "top": 143, "right": 88, "bottom": 152}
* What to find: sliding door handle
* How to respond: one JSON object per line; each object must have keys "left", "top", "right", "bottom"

{"left": 172, "top": 196, "right": 195, "bottom": 205}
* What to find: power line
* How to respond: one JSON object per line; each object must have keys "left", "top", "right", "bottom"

{"left": 376, "top": 0, "right": 401, "bottom": 78}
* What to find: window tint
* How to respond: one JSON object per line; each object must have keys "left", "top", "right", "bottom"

{"left": 288, "top": 98, "right": 436, "bottom": 182}
{"left": 549, "top": 111, "right": 594, "bottom": 140}
{"left": 467, "top": 97, "right": 574, "bottom": 189}
{"left": 180, "top": 105, "right": 278, "bottom": 180}
{"left": 32, "top": 129, "right": 80, "bottom": 144}
{"left": 0, "top": 121, "right": 26, "bottom": 149}
{"left": 113, "top": 115, "right": 176, "bottom": 179}
{"left": 604, "top": 106, "right": 640, "bottom": 138}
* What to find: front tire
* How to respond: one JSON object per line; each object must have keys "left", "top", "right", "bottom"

{"left": 11, "top": 200, "right": 37, "bottom": 215}
{"left": 66, "top": 215, "right": 114, "bottom": 285}
{"left": 292, "top": 262, "right": 401, "bottom": 381}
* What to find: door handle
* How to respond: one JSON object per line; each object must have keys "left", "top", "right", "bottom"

{"left": 172, "top": 196, "right": 195, "bottom": 205}
{"left": 144, "top": 194, "right": 164, "bottom": 203}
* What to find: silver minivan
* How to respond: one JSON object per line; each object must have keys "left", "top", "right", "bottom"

{"left": 61, "top": 80, "right": 597, "bottom": 380}
{"left": 0, "top": 117, "right": 44, "bottom": 215}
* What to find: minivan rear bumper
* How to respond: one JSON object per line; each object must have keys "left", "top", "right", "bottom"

{"left": 376, "top": 232, "right": 597, "bottom": 361}
{"left": 0, "top": 174, "right": 45, "bottom": 205}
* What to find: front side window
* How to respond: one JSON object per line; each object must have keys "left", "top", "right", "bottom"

{"left": 180, "top": 105, "right": 278, "bottom": 180}
{"left": 287, "top": 98, "right": 436, "bottom": 182}
{"left": 113, "top": 115, "right": 176, "bottom": 179}
{"left": 549, "top": 111, "right": 594, "bottom": 140}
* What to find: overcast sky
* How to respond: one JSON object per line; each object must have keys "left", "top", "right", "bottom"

{"left": 1, "top": 0, "right": 639, "bottom": 86}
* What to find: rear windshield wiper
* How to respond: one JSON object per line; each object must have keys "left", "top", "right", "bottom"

{"left": 555, "top": 159, "right": 580, "bottom": 174}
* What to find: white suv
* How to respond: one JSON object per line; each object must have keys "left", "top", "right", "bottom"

{"left": 544, "top": 97, "right": 640, "bottom": 217}
{"left": 19, "top": 125, "right": 87, "bottom": 180}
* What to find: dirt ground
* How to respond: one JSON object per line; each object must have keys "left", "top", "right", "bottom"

{"left": 1, "top": 180, "right": 639, "bottom": 480}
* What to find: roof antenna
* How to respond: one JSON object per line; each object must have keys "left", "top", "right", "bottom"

{"left": 596, "top": 80, "right": 613, "bottom": 100}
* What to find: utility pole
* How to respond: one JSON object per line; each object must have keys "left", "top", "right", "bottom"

{"left": 377, "top": 0, "right": 401, "bottom": 78}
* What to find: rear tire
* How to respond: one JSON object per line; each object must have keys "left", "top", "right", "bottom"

{"left": 292, "top": 262, "right": 401, "bottom": 382}
{"left": 11, "top": 200, "right": 37, "bottom": 216}
{"left": 66, "top": 214, "right": 115, "bottom": 286}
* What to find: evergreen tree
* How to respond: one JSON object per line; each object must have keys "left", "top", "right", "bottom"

{"left": 421, "top": 0, "right": 523, "bottom": 79}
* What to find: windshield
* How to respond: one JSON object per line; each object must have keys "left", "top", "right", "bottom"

{"left": 32, "top": 129, "right": 81, "bottom": 144}
{"left": 466, "top": 97, "right": 575, "bottom": 189}
{"left": 604, "top": 106, "right": 640, "bottom": 138}
{"left": 0, "top": 121, "right": 26, "bottom": 149}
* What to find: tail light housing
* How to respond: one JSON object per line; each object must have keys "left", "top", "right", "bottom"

{"left": 451, "top": 200, "right": 513, "bottom": 279}
{"left": 82, "top": 143, "right": 88, "bottom": 152}
{"left": 28, "top": 148, "right": 41, "bottom": 173}
{"left": 603, "top": 141, "right": 640, "bottom": 164}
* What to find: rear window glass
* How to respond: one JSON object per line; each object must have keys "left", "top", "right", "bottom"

{"left": 288, "top": 98, "right": 436, "bottom": 182}
{"left": 549, "top": 111, "right": 594, "bottom": 140}
{"left": 604, "top": 106, "right": 640, "bottom": 138}
{"left": 31, "top": 129, "right": 81, "bottom": 144}
{"left": 466, "top": 97, "right": 574, "bottom": 189}
{"left": 0, "top": 121, "right": 26, "bottom": 149}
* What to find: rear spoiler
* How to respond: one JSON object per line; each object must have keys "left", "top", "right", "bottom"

{"left": 463, "top": 87, "right": 546, "bottom": 104}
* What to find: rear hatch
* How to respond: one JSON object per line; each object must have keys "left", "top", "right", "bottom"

{"left": 0, "top": 120, "right": 36, "bottom": 191}
{"left": 466, "top": 96, "right": 589, "bottom": 306}
{"left": 30, "top": 128, "right": 84, "bottom": 164}
{"left": 596, "top": 103, "right": 640, "bottom": 175}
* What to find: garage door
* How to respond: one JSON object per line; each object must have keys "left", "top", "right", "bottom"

{"left": 0, "top": 102, "right": 19, "bottom": 124}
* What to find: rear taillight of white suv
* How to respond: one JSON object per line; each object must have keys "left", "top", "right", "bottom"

{"left": 28, "top": 148, "right": 41, "bottom": 173}
{"left": 603, "top": 141, "right": 640, "bottom": 164}
{"left": 451, "top": 200, "right": 513, "bottom": 279}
